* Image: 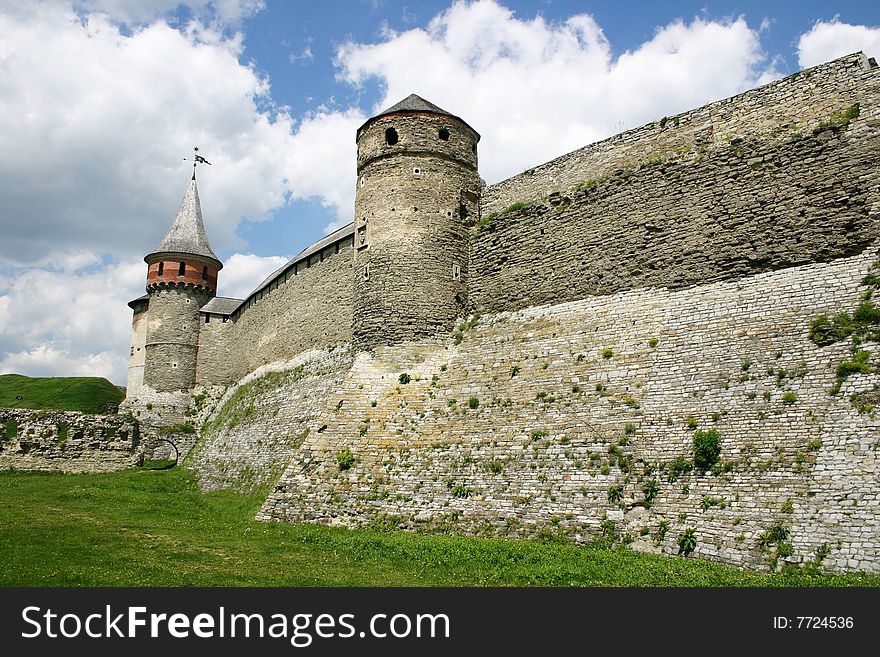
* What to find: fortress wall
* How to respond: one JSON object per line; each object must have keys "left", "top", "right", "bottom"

{"left": 257, "top": 250, "right": 880, "bottom": 573}
{"left": 195, "top": 241, "right": 354, "bottom": 387}
{"left": 185, "top": 347, "right": 353, "bottom": 493}
{"left": 0, "top": 408, "right": 141, "bottom": 473}
{"left": 469, "top": 108, "right": 880, "bottom": 314}
{"left": 482, "top": 52, "right": 878, "bottom": 215}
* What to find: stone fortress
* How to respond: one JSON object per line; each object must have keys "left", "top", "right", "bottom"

{"left": 120, "top": 52, "right": 880, "bottom": 573}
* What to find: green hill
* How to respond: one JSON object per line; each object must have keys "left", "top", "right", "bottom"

{"left": 0, "top": 374, "right": 124, "bottom": 414}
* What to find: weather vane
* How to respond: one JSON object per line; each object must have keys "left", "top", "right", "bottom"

{"left": 182, "top": 146, "right": 212, "bottom": 178}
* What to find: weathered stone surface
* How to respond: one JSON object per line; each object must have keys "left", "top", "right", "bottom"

{"left": 0, "top": 408, "right": 141, "bottom": 472}
{"left": 250, "top": 250, "right": 879, "bottom": 573}
{"left": 123, "top": 52, "right": 880, "bottom": 573}
{"left": 195, "top": 241, "right": 353, "bottom": 386}
{"left": 353, "top": 111, "right": 481, "bottom": 351}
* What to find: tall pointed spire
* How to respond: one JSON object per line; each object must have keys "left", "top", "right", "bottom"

{"left": 148, "top": 175, "right": 220, "bottom": 264}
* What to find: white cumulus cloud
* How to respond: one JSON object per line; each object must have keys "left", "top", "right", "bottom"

{"left": 798, "top": 18, "right": 880, "bottom": 68}
{"left": 219, "top": 252, "right": 290, "bottom": 299}
{"left": 66, "top": 0, "right": 265, "bottom": 26}
{"left": 333, "top": 0, "right": 777, "bottom": 186}
{"left": 0, "top": 2, "right": 296, "bottom": 265}
{"left": 0, "top": 257, "right": 144, "bottom": 384}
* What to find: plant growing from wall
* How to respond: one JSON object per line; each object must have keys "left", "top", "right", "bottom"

{"left": 451, "top": 483, "right": 473, "bottom": 498}
{"left": 758, "top": 523, "right": 793, "bottom": 570}
{"left": 809, "top": 262, "right": 880, "bottom": 401}
{"left": 336, "top": 447, "right": 355, "bottom": 471}
{"left": 607, "top": 485, "right": 624, "bottom": 503}
{"left": 398, "top": 373, "right": 411, "bottom": 385}
{"left": 677, "top": 528, "right": 697, "bottom": 555}
{"left": 468, "top": 397, "right": 480, "bottom": 410}
{"left": 600, "top": 519, "right": 617, "bottom": 541}
{"left": 159, "top": 423, "right": 195, "bottom": 435}
{"left": 642, "top": 479, "right": 660, "bottom": 507}
{"left": 654, "top": 520, "right": 670, "bottom": 546}
{"left": 665, "top": 455, "right": 693, "bottom": 482}
{"left": 693, "top": 429, "right": 721, "bottom": 470}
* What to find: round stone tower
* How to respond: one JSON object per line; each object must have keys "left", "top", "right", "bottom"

{"left": 353, "top": 94, "right": 481, "bottom": 351}
{"left": 142, "top": 172, "right": 221, "bottom": 393}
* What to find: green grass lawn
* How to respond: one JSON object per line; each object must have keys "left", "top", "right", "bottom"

{"left": 0, "top": 374, "right": 124, "bottom": 414}
{"left": 0, "top": 467, "right": 877, "bottom": 587}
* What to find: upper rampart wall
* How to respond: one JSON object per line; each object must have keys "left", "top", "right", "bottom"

{"left": 482, "top": 52, "right": 878, "bottom": 215}
{"left": 196, "top": 237, "right": 354, "bottom": 386}
{"left": 470, "top": 53, "right": 880, "bottom": 314}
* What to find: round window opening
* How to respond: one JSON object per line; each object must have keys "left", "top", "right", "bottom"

{"left": 385, "top": 127, "right": 398, "bottom": 145}
{"left": 438, "top": 128, "right": 450, "bottom": 141}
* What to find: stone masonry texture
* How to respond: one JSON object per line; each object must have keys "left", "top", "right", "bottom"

{"left": 130, "top": 52, "right": 880, "bottom": 573}
{"left": 255, "top": 250, "right": 879, "bottom": 573}
{"left": 353, "top": 112, "right": 481, "bottom": 351}
{"left": 0, "top": 408, "right": 141, "bottom": 472}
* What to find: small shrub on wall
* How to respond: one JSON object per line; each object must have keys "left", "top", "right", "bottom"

{"left": 693, "top": 429, "right": 721, "bottom": 470}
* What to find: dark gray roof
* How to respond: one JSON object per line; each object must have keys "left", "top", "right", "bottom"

{"left": 127, "top": 293, "right": 149, "bottom": 309}
{"left": 147, "top": 176, "right": 220, "bottom": 264}
{"left": 200, "top": 296, "right": 244, "bottom": 315}
{"left": 377, "top": 94, "right": 455, "bottom": 118}
{"left": 249, "top": 222, "right": 354, "bottom": 296}
{"left": 357, "top": 94, "right": 476, "bottom": 137}
{"left": 196, "top": 222, "right": 355, "bottom": 318}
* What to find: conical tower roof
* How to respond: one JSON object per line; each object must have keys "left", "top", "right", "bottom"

{"left": 376, "top": 94, "right": 455, "bottom": 118}
{"left": 356, "top": 93, "right": 478, "bottom": 138}
{"left": 147, "top": 174, "right": 220, "bottom": 265}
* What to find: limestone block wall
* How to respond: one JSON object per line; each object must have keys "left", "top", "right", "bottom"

{"left": 186, "top": 347, "right": 353, "bottom": 493}
{"left": 482, "top": 52, "right": 878, "bottom": 216}
{"left": 0, "top": 409, "right": 142, "bottom": 472}
{"left": 470, "top": 101, "right": 880, "bottom": 315}
{"left": 256, "top": 250, "right": 879, "bottom": 573}
{"left": 195, "top": 242, "right": 354, "bottom": 387}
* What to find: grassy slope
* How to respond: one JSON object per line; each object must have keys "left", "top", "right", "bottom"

{"left": 0, "top": 374, "right": 124, "bottom": 414}
{"left": 0, "top": 468, "right": 877, "bottom": 587}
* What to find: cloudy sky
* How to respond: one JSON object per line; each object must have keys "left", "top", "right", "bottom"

{"left": 1, "top": 0, "right": 879, "bottom": 385}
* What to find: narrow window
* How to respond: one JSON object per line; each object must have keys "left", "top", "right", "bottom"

{"left": 204, "top": 314, "right": 210, "bottom": 324}
{"left": 157, "top": 261, "right": 164, "bottom": 275}
{"left": 178, "top": 261, "right": 186, "bottom": 276}
{"left": 202, "top": 266, "right": 208, "bottom": 281}
{"left": 362, "top": 264, "right": 370, "bottom": 281}
{"left": 438, "top": 128, "right": 450, "bottom": 141}
{"left": 385, "top": 127, "right": 398, "bottom": 145}
{"left": 452, "top": 263, "right": 461, "bottom": 281}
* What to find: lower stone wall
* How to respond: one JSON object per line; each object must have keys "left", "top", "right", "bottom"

{"left": 0, "top": 409, "right": 142, "bottom": 472}
{"left": 254, "top": 249, "right": 879, "bottom": 573}
{"left": 185, "top": 347, "right": 353, "bottom": 493}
